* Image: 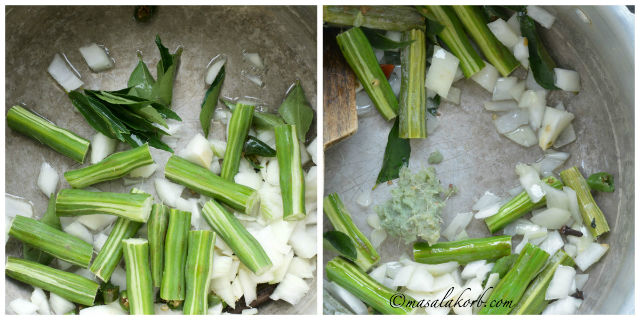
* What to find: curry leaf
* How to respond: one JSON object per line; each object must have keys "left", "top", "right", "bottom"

{"left": 200, "top": 65, "right": 225, "bottom": 137}
{"left": 127, "top": 57, "right": 155, "bottom": 100}
{"left": 361, "top": 27, "right": 415, "bottom": 50}
{"left": 375, "top": 118, "right": 411, "bottom": 186}
{"left": 278, "top": 80, "right": 314, "bottom": 139}
{"left": 244, "top": 135, "right": 276, "bottom": 157}
{"left": 518, "top": 13, "right": 558, "bottom": 90}
{"left": 323, "top": 231, "right": 358, "bottom": 261}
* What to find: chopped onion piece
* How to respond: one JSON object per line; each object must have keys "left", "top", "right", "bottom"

{"left": 93, "top": 232, "right": 109, "bottom": 252}
{"left": 356, "top": 189, "right": 372, "bottom": 208}
{"left": 207, "top": 303, "right": 223, "bottom": 315}
{"left": 421, "top": 261, "right": 459, "bottom": 276}
{"left": 509, "top": 80, "right": 526, "bottom": 101}
{"left": 425, "top": 46, "right": 460, "bottom": 98}
{"left": 487, "top": 18, "right": 520, "bottom": 48}
{"left": 307, "top": 137, "right": 318, "bottom": 165}
{"left": 210, "top": 157, "right": 221, "bottom": 175}
{"left": 526, "top": 70, "right": 547, "bottom": 91}
{"left": 506, "top": 14, "right": 522, "bottom": 36}
{"left": 531, "top": 208, "right": 571, "bottom": 229}
{"left": 260, "top": 158, "right": 280, "bottom": 186}
{"left": 37, "top": 162, "right": 59, "bottom": 197}
{"left": 443, "top": 86, "right": 461, "bottom": 105}
{"left": 63, "top": 221, "right": 93, "bottom": 244}
{"left": 326, "top": 281, "right": 368, "bottom": 315}
{"left": 461, "top": 260, "right": 487, "bottom": 279}
{"left": 234, "top": 170, "right": 263, "bottom": 190}
{"left": 366, "top": 213, "right": 381, "bottom": 230}
{"left": 288, "top": 257, "right": 314, "bottom": 279}
{"left": 553, "top": 103, "right": 577, "bottom": 148}
{"left": 50, "top": 293, "right": 75, "bottom": 315}
{"left": 554, "top": 68, "right": 581, "bottom": 92}
{"left": 575, "top": 243, "right": 608, "bottom": 271}
{"left": 242, "top": 308, "right": 258, "bottom": 315}
{"left": 494, "top": 109, "right": 530, "bottom": 134}
{"left": 484, "top": 100, "right": 518, "bottom": 112}
{"left": 471, "top": 62, "right": 499, "bottom": 92}
{"left": 48, "top": 53, "right": 83, "bottom": 92}
{"left": 527, "top": 5, "right": 556, "bottom": 29}
{"left": 79, "top": 302, "right": 127, "bottom": 315}
{"left": 564, "top": 243, "right": 578, "bottom": 258}
{"left": 515, "top": 234, "right": 529, "bottom": 253}
{"left": 128, "top": 163, "right": 157, "bottom": 179}
{"left": 492, "top": 77, "right": 518, "bottom": 101}
{"left": 546, "top": 265, "right": 576, "bottom": 300}
{"left": 78, "top": 43, "right": 114, "bottom": 72}
{"left": 472, "top": 191, "right": 502, "bottom": 211}
{"left": 539, "top": 230, "right": 564, "bottom": 255}
{"left": 6, "top": 194, "right": 34, "bottom": 218}
{"left": 475, "top": 202, "right": 502, "bottom": 219}
{"left": 513, "top": 37, "right": 530, "bottom": 69}
{"left": 154, "top": 178, "right": 185, "bottom": 208}
{"left": 370, "top": 228, "right": 387, "bottom": 248}
{"left": 76, "top": 214, "right": 118, "bottom": 232}
{"left": 180, "top": 133, "right": 213, "bottom": 168}
{"left": 243, "top": 52, "right": 264, "bottom": 69}
{"left": 369, "top": 264, "right": 387, "bottom": 283}
{"left": 91, "top": 132, "right": 117, "bottom": 164}
{"left": 539, "top": 107, "right": 575, "bottom": 150}
{"left": 392, "top": 264, "right": 415, "bottom": 287}
{"left": 543, "top": 296, "right": 582, "bottom": 315}
{"left": 10, "top": 298, "right": 38, "bottom": 315}
{"left": 503, "top": 219, "right": 547, "bottom": 236}
{"left": 453, "top": 67, "right": 465, "bottom": 83}
{"left": 431, "top": 273, "right": 458, "bottom": 292}
{"left": 515, "top": 163, "right": 546, "bottom": 203}
{"left": 532, "top": 149, "right": 570, "bottom": 176}
{"left": 542, "top": 183, "right": 570, "bottom": 211}
{"left": 205, "top": 55, "right": 227, "bottom": 85}
{"left": 270, "top": 274, "right": 309, "bottom": 305}
{"left": 288, "top": 223, "right": 316, "bottom": 259}
{"left": 504, "top": 126, "right": 538, "bottom": 147}
{"left": 243, "top": 72, "right": 263, "bottom": 87}
{"left": 442, "top": 212, "right": 473, "bottom": 241}
{"left": 406, "top": 265, "right": 434, "bottom": 292}
{"left": 31, "top": 288, "right": 52, "bottom": 315}
{"left": 563, "top": 187, "right": 582, "bottom": 226}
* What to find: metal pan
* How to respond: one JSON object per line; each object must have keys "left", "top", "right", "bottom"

{"left": 324, "top": 6, "right": 633, "bottom": 314}
{"left": 5, "top": 5, "right": 317, "bottom": 314}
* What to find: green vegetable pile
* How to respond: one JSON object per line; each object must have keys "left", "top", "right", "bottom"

{"left": 374, "top": 166, "right": 454, "bottom": 244}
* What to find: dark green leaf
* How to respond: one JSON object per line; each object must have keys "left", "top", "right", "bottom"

{"left": 200, "top": 65, "right": 225, "bottom": 137}
{"left": 361, "top": 27, "right": 415, "bottom": 50}
{"left": 278, "top": 81, "right": 314, "bottom": 139}
{"left": 123, "top": 130, "right": 173, "bottom": 153}
{"left": 151, "top": 102, "right": 181, "bottom": 121}
{"left": 504, "top": 5, "right": 526, "bottom": 12}
{"left": 152, "top": 36, "right": 182, "bottom": 106}
{"left": 23, "top": 196, "right": 60, "bottom": 265}
{"left": 375, "top": 119, "right": 411, "bottom": 186}
{"left": 587, "top": 172, "right": 615, "bottom": 192}
{"left": 69, "top": 91, "right": 130, "bottom": 141}
{"left": 244, "top": 135, "right": 276, "bottom": 157}
{"left": 518, "top": 13, "right": 558, "bottom": 90}
{"left": 92, "top": 91, "right": 167, "bottom": 127}
{"left": 425, "top": 17, "right": 444, "bottom": 37}
{"left": 127, "top": 58, "right": 155, "bottom": 100}
{"left": 323, "top": 231, "right": 358, "bottom": 261}
{"left": 155, "top": 35, "right": 175, "bottom": 75}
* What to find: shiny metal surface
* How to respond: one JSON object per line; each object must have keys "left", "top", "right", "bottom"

{"left": 5, "top": 6, "right": 317, "bottom": 314}
{"left": 324, "top": 6, "right": 634, "bottom": 314}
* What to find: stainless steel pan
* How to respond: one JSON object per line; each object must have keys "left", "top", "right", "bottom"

{"left": 324, "top": 6, "right": 633, "bottom": 314}
{"left": 5, "top": 5, "right": 317, "bottom": 314}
